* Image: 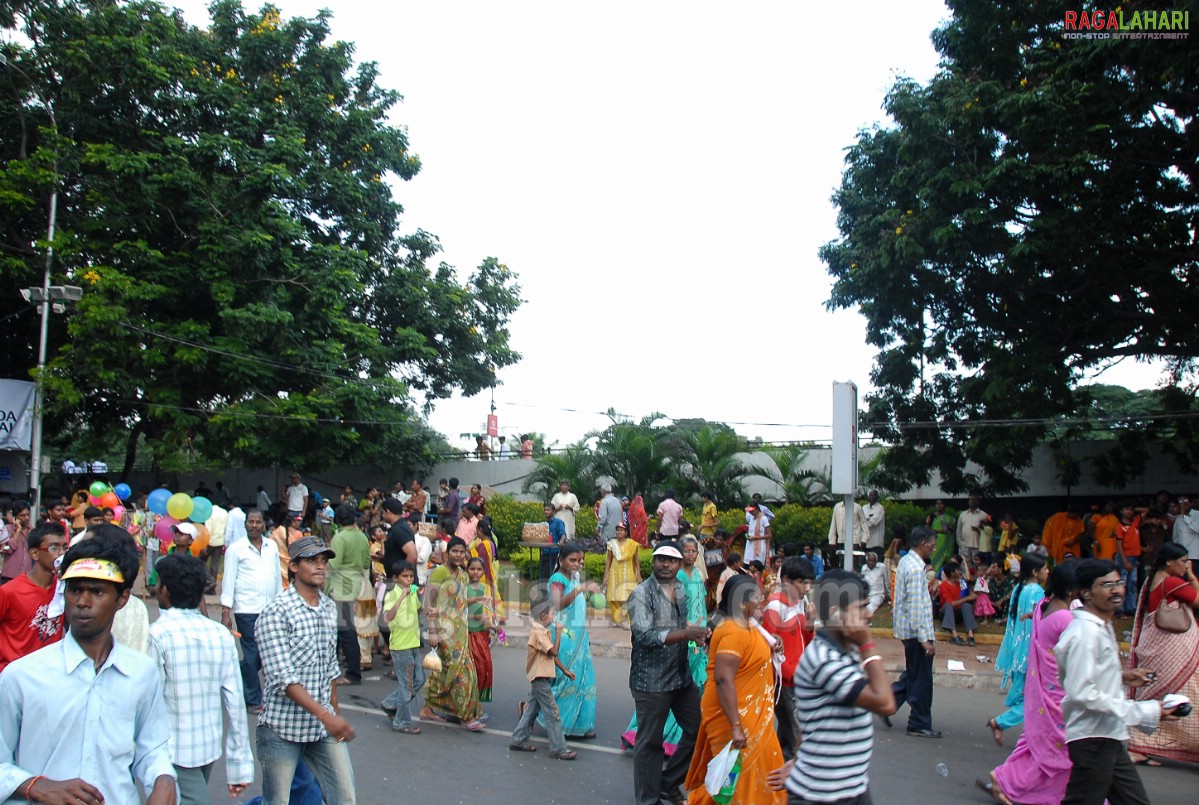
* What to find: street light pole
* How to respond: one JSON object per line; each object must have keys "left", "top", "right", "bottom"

{"left": 28, "top": 188, "right": 57, "bottom": 526}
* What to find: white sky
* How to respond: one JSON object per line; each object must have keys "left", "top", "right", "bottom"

{"left": 172, "top": 0, "right": 1165, "bottom": 451}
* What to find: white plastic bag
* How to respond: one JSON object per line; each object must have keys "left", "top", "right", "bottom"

{"left": 704, "top": 741, "right": 742, "bottom": 801}
{"left": 421, "top": 648, "right": 442, "bottom": 672}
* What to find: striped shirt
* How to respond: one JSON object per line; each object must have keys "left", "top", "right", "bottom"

{"left": 786, "top": 632, "right": 872, "bottom": 801}
{"left": 892, "top": 550, "right": 934, "bottom": 642}
{"left": 256, "top": 586, "right": 341, "bottom": 743}
{"left": 148, "top": 607, "right": 254, "bottom": 782}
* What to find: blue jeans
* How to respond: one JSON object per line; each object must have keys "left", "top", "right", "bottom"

{"left": 1122, "top": 562, "right": 1140, "bottom": 614}
{"left": 512, "top": 677, "right": 568, "bottom": 754}
{"left": 256, "top": 724, "right": 356, "bottom": 805}
{"left": 235, "top": 613, "right": 262, "bottom": 707}
{"left": 380, "top": 647, "right": 425, "bottom": 729}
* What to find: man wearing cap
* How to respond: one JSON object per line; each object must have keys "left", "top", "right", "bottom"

{"left": 147, "top": 522, "right": 197, "bottom": 591}
{"left": 255, "top": 536, "right": 357, "bottom": 803}
{"left": 627, "top": 542, "right": 710, "bottom": 805}
{"left": 221, "top": 508, "right": 283, "bottom": 711}
{"left": 0, "top": 530, "right": 177, "bottom": 804}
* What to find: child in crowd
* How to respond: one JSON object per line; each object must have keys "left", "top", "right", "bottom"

{"left": 939, "top": 561, "right": 978, "bottom": 646}
{"left": 369, "top": 525, "right": 389, "bottom": 659}
{"left": 998, "top": 513, "right": 1020, "bottom": 554}
{"left": 801, "top": 542, "right": 825, "bottom": 578}
{"left": 412, "top": 514, "right": 433, "bottom": 586}
{"left": 716, "top": 551, "right": 745, "bottom": 606}
{"left": 973, "top": 562, "right": 997, "bottom": 624}
{"left": 1025, "top": 532, "right": 1049, "bottom": 560}
{"left": 1004, "top": 544, "right": 1022, "bottom": 576}
{"left": 990, "top": 563, "right": 1016, "bottom": 626}
{"left": 466, "top": 557, "right": 495, "bottom": 703}
{"left": 381, "top": 561, "right": 425, "bottom": 734}
{"left": 747, "top": 559, "right": 766, "bottom": 589}
{"left": 508, "top": 600, "right": 576, "bottom": 760}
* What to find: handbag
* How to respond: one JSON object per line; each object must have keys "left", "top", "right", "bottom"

{"left": 1155, "top": 596, "right": 1193, "bottom": 633}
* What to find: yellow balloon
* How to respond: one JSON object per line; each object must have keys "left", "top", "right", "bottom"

{"left": 166, "top": 492, "right": 194, "bottom": 520}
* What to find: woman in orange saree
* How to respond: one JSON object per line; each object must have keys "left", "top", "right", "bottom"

{"left": 685, "top": 575, "right": 785, "bottom": 805}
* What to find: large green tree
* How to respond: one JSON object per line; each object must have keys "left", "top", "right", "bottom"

{"left": 0, "top": 0, "right": 521, "bottom": 476}
{"left": 823, "top": 0, "right": 1198, "bottom": 494}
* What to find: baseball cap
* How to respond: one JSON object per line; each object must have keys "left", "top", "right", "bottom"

{"left": 288, "top": 536, "right": 335, "bottom": 561}
{"left": 652, "top": 543, "right": 683, "bottom": 560}
{"left": 173, "top": 523, "right": 198, "bottom": 538}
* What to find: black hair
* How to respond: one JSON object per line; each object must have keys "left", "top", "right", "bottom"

{"left": 461, "top": 502, "right": 477, "bottom": 517}
{"left": 467, "top": 556, "right": 484, "bottom": 569}
{"left": 1073, "top": 558, "right": 1116, "bottom": 606}
{"left": 478, "top": 516, "right": 493, "bottom": 536}
{"left": 1044, "top": 559, "right": 1078, "bottom": 609}
{"left": 84, "top": 506, "right": 103, "bottom": 520}
{"left": 60, "top": 525, "right": 140, "bottom": 594}
{"left": 780, "top": 556, "right": 816, "bottom": 582}
{"left": 748, "top": 559, "right": 766, "bottom": 572}
{"left": 782, "top": 543, "right": 800, "bottom": 558}
{"left": 556, "top": 541, "right": 584, "bottom": 563}
{"left": 381, "top": 498, "right": 405, "bottom": 515}
{"left": 446, "top": 536, "right": 467, "bottom": 552}
{"left": 391, "top": 560, "right": 416, "bottom": 578}
{"left": 701, "top": 490, "right": 713, "bottom": 500}
{"left": 531, "top": 598, "right": 555, "bottom": 621}
{"left": 334, "top": 502, "right": 357, "bottom": 526}
{"left": 814, "top": 569, "right": 869, "bottom": 622}
{"left": 1136, "top": 543, "right": 1189, "bottom": 624}
{"left": 944, "top": 561, "right": 961, "bottom": 577}
{"left": 155, "top": 553, "right": 207, "bottom": 609}
{"left": 448, "top": 478, "right": 459, "bottom": 489}
{"left": 718, "top": 574, "right": 759, "bottom": 616}
{"left": 726, "top": 552, "right": 742, "bottom": 567}
{"left": 664, "top": 489, "right": 676, "bottom": 500}
{"left": 27, "top": 522, "right": 64, "bottom": 550}
{"left": 12, "top": 500, "right": 30, "bottom": 515}
{"left": 1009, "top": 552, "right": 1047, "bottom": 618}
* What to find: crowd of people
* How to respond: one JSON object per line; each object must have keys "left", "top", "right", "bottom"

{"left": 1, "top": 478, "right": 1198, "bottom": 804}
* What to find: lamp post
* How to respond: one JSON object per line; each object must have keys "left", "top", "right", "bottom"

{"left": 2, "top": 51, "right": 70, "bottom": 525}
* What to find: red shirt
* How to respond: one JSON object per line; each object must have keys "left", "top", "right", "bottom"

{"left": 1148, "top": 574, "right": 1198, "bottom": 610}
{"left": 1116, "top": 516, "right": 1142, "bottom": 558}
{"left": 762, "top": 591, "right": 813, "bottom": 687}
{"left": 0, "top": 574, "right": 63, "bottom": 671}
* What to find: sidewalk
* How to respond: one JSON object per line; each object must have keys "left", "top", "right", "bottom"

{"left": 498, "top": 605, "right": 1006, "bottom": 692}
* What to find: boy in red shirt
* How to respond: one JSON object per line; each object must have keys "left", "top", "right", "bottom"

{"left": 0, "top": 523, "right": 66, "bottom": 671}
{"left": 762, "top": 556, "right": 816, "bottom": 759}
{"left": 1116, "top": 501, "right": 1143, "bottom": 615}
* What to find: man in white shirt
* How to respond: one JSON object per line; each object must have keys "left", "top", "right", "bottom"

{"left": 220, "top": 509, "right": 283, "bottom": 710}
{"left": 1174, "top": 495, "right": 1199, "bottom": 560}
{"left": 828, "top": 499, "right": 868, "bottom": 549}
{"left": 550, "top": 481, "right": 581, "bottom": 538}
{"left": 861, "top": 551, "right": 887, "bottom": 617}
{"left": 224, "top": 500, "right": 247, "bottom": 546}
{"left": 863, "top": 489, "right": 887, "bottom": 550}
{"left": 281, "top": 474, "right": 309, "bottom": 521}
{"left": 497, "top": 435, "right": 510, "bottom": 460}
{"left": 1055, "top": 558, "right": 1182, "bottom": 805}
{"left": 150, "top": 553, "right": 253, "bottom": 804}
{"left": 956, "top": 494, "right": 989, "bottom": 563}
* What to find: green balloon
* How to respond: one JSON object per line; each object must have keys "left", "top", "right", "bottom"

{"left": 589, "top": 592, "right": 607, "bottom": 609}
{"left": 89, "top": 480, "right": 109, "bottom": 498}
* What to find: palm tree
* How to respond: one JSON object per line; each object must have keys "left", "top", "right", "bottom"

{"left": 668, "top": 424, "right": 750, "bottom": 504}
{"left": 521, "top": 441, "right": 599, "bottom": 502}
{"left": 588, "top": 410, "right": 672, "bottom": 500}
{"left": 747, "top": 444, "right": 833, "bottom": 505}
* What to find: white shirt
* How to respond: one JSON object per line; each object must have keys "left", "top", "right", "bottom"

{"left": 112, "top": 594, "right": 150, "bottom": 654}
{"left": 862, "top": 563, "right": 887, "bottom": 602}
{"left": 827, "top": 501, "right": 868, "bottom": 545}
{"left": 1174, "top": 509, "right": 1199, "bottom": 559}
{"left": 221, "top": 537, "right": 283, "bottom": 615}
{"left": 148, "top": 608, "right": 253, "bottom": 781}
{"left": 284, "top": 483, "right": 308, "bottom": 512}
{"left": 224, "top": 506, "right": 247, "bottom": 545}
{"left": 550, "top": 491, "right": 580, "bottom": 538}
{"left": 957, "top": 508, "right": 990, "bottom": 551}
{"left": 414, "top": 534, "right": 433, "bottom": 585}
{"left": 206, "top": 505, "right": 228, "bottom": 548}
{"left": 498, "top": 443, "right": 510, "bottom": 460}
{"left": 863, "top": 502, "right": 886, "bottom": 549}
{"left": 1056, "top": 609, "right": 1161, "bottom": 744}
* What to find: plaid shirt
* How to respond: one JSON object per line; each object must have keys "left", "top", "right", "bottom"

{"left": 148, "top": 608, "right": 254, "bottom": 782}
{"left": 892, "top": 550, "right": 934, "bottom": 642}
{"left": 256, "top": 586, "right": 340, "bottom": 743}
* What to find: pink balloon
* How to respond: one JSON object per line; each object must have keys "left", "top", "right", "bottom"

{"left": 89, "top": 494, "right": 103, "bottom": 505}
{"left": 111, "top": 504, "right": 126, "bottom": 522}
{"left": 154, "top": 515, "right": 180, "bottom": 544}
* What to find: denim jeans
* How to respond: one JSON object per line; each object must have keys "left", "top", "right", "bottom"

{"left": 380, "top": 647, "right": 425, "bottom": 729}
{"left": 1121, "top": 562, "right": 1140, "bottom": 614}
{"left": 235, "top": 613, "right": 262, "bottom": 707}
{"left": 256, "top": 724, "right": 356, "bottom": 805}
{"left": 511, "top": 677, "right": 568, "bottom": 754}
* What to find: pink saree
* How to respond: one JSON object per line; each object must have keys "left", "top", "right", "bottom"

{"left": 992, "top": 604, "right": 1074, "bottom": 804}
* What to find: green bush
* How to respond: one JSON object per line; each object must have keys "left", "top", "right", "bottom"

{"left": 508, "top": 546, "right": 652, "bottom": 580}
{"left": 485, "top": 495, "right": 546, "bottom": 554}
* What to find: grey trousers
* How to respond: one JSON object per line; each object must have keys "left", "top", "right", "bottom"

{"left": 941, "top": 601, "right": 977, "bottom": 633}
{"left": 511, "top": 677, "right": 567, "bottom": 754}
{"left": 175, "top": 762, "right": 214, "bottom": 805}
{"left": 631, "top": 685, "right": 701, "bottom": 805}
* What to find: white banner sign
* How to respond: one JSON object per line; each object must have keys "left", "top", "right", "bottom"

{"left": 0, "top": 379, "right": 36, "bottom": 452}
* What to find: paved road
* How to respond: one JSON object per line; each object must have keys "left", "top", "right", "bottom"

{"left": 200, "top": 640, "right": 1194, "bottom": 805}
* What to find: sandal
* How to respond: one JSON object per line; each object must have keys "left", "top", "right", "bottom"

{"left": 462, "top": 719, "right": 486, "bottom": 732}
{"left": 392, "top": 725, "right": 422, "bottom": 734}
{"left": 509, "top": 742, "right": 538, "bottom": 752}
{"left": 986, "top": 718, "right": 1004, "bottom": 746}
{"left": 976, "top": 773, "right": 1013, "bottom": 805}
{"left": 550, "top": 750, "right": 577, "bottom": 760}
{"left": 419, "top": 710, "right": 446, "bottom": 723}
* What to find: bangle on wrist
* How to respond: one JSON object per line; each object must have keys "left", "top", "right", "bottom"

{"left": 862, "top": 654, "right": 883, "bottom": 667}
{"left": 859, "top": 641, "right": 876, "bottom": 652}
{"left": 23, "top": 776, "right": 45, "bottom": 800}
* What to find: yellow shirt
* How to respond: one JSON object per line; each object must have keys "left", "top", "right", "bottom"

{"left": 699, "top": 501, "right": 719, "bottom": 537}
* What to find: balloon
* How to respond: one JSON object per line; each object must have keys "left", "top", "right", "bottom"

{"left": 111, "top": 504, "right": 125, "bottom": 523}
{"left": 167, "top": 493, "right": 194, "bottom": 520}
{"left": 189, "top": 496, "right": 213, "bottom": 524}
{"left": 99, "top": 491, "right": 120, "bottom": 509}
{"left": 113, "top": 483, "right": 132, "bottom": 501}
{"left": 88, "top": 494, "right": 103, "bottom": 506}
{"left": 89, "top": 481, "right": 109, "bottom": 498}
{"left": 154, "top": 515, "right": 180, "bottom": 543}
{"left": 589, "top": 592, "right": 607, "bottom": 609}
{"left": 190, "top": 524, "right": 210, "bottom": 556}
{"left": 147, "top": 488, "right": 171, "bottom": 515}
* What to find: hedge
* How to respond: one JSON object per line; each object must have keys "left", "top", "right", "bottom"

{"left": 509, "top": 546, "right": 654, "bottom": 580}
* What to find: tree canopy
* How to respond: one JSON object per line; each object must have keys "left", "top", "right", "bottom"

{"left": 822, "top": 0, "right": 1198, "bottom": 494}
{"left": 0, "top": 0, "right": 521, "bottom": 476}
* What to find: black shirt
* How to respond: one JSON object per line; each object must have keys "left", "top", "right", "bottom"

{"left": 383, "top": 520, "right": 415, "bottom": 578}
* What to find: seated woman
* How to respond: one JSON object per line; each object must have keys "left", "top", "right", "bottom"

{"left": 939, "top": 561, "right": 979, "bottom": 646}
